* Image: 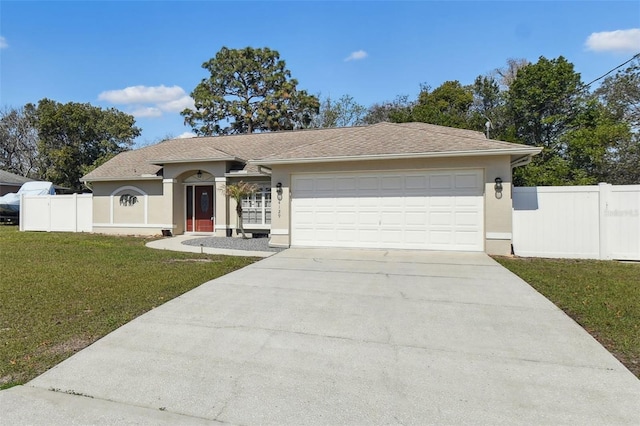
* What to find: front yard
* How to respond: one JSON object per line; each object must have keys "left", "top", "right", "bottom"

{"left": 495, "top": 256, "right": 640, "bottom": 378}
{"left": 0, "top": 226, "right": 257, "bottom": 389}
{"left": 1, "top": 225, "right": 637, "bottom": 389}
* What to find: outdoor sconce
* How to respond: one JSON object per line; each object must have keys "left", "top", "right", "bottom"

{"left": 494, "top": 177, "right": 503, "bottom": 199}
{"left": 196, "top": 170, "right": 202, "bottom": 179}
{"left": 276, "top": 182, "right": 283, "bottom": 196}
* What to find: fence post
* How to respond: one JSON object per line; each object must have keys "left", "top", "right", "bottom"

{"left": 598, "top": 183, "right": 611, "bottom": 260}
{"left": 73, "top": 193, "right": 78, "bottom": 232}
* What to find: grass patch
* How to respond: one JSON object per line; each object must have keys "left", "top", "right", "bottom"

{"left": 0, "top": 226, "right": 257, "bottom": 387}
{"left": 494, "top": 256, "right": 640, "bottom": 378}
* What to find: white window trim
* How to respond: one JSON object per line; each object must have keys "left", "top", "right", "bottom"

{"left": 241, "top": 185, "right": 271, "bottom": 227}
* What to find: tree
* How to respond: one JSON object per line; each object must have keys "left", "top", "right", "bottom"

{"left": 593, "top": 57, "right": 640, "bottom": 184}
{"left": 495, "top": 58, "right": 529, "bottom": 90}
{"left": 508, "top": 56, "right": 584, "bottom": 149}
{"left": 182, "top": 47, "right": 320, "bottom": 136}
{"left": 467, "top": 75, "right": 510, "bottom": 138}
{"left": 410, "top": 81, "right": 474, "bottom": 129}
{"left": 594, "top": 57, "right": 640, "bottom": 128}
{"left": 32, "top": 99, "right": 140, "bottom": 190}
{"left": 506, "top": 56, "right": 587, "bottom": 185}
{"left": 0, "top": 105, "right": 39, "bottom": 178}
{"left": 363, "top": 95, "right": 414, "bottom": 124}
{"left": 223, "top": 181, "right": 259, "bottom": 238}
{"left": 312, "top": 94, "right": 366, "bottom": 128}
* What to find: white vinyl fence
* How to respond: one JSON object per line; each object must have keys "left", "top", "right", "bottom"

{"left": 513, "top": 184, "right": 640, "bottom": 261}
{"left": 20, "top": 193, "right": 93, "bottom": 233}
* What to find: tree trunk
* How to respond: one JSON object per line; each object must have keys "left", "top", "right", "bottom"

{"left": 236, "top": 202, "right": 248, "bottom": 239}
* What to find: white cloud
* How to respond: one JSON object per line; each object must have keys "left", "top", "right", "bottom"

{"left": 130, "top": 106, "right": 163, "bottom": 118}
{"left": 0, "top": 36, "right": 8, "bottom": 49}
{"left": 344, "top": 50, "right": 368, "bottom": 61}
{"left": 158, "top": 95, "right": 195, "bottom": 113}
{"left": 98, "top": 85, "right": 188, "bottom": 104}
{"left": 586, "top": 28, "right": 640, "bottom": 53}
{"left": 98, "top": 84, "right": 194, "bottom": 119}
{"left": 177, "top": 131, "right": 196, "bottom": 139}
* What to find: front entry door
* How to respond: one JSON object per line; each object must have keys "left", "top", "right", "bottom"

{"left": 186, "top": 185, "right": 214, "bottom": 232}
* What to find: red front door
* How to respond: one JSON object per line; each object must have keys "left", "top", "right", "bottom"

{"left": 186, "top": 185, "right": 214, "bottom": 232}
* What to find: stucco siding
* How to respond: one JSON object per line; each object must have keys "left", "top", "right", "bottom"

{"left": 91, "top": 180, "right": 170, "bottom": 235}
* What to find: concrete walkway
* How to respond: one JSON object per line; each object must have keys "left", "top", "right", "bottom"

{"left": 2, "top": 248, "right": 639, "bottom": 425}
{"left": 145, "top": 234, "right": 277, "bottom": 257}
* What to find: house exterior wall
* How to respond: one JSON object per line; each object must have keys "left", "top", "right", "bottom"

{"left": 165, "top": 162, "right": 226, "bottom": 236}
{"left": 268, "top": 155, "right": 514, "bottom": 255}
{"left": 91, "top": 179, "right": 169, "bottom": 235}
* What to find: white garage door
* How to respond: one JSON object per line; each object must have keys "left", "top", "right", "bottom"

{"left": 291, "top": 170, "right": 484, "bottom": 251}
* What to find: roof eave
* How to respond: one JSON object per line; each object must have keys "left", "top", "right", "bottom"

{"left": 250, "top": 147, "right": 543, "bottom": 166}
{"left": 148, "top": 156, "right": 239, "bottom": 165}
{"left": 81, "top": 175, "right": 163, "bottom": 183}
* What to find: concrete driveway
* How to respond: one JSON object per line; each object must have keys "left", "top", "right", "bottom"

{"left": 2, "top": 248, "right": 639, "bottom": 425}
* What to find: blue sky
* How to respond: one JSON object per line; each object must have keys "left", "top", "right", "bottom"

{"left": 1, "top": 1, "right": 639, "bottom": 146}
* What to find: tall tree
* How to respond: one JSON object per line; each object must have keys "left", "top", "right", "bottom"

{"left": 469, "top": 75, "right": 511, "bottom": 139}
{"left": 495, "top": 58, "right": 530, "bottom": 90}
{"left": 312, "top": 94, "right": 366, "bottom": 128}
{"left": 363, "top": 95, "right": 414, "bottom": 124}
{"left": 410, "top": 81, "right": 474, "bottom": 129}
{"left": 0, "top": 105, "right": 39, "bottom": 178}
{"left": 182, "top": 47, "right": 320, "bottom": 136}
{"left": 33, "top": 99, "right": 140, "bottom": 190}
{"left": 593, "top": 56, "right": 640, "bottom": 184}
{"left": 508, "top": 56, "right": 584, "bottom": 149}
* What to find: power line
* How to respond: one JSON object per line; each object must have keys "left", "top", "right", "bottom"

{"left": 585, "top": 52, "right": 640, "bottom": 88}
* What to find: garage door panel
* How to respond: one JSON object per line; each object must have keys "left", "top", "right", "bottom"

{"left": 380, "top": 229, "right": 403, "bottom": 243}
{"left": 358, "top": 211, "right": 379, "bottom": 226}
{"left": 336, "top": 177, "right": 357, "bottom": 191}
{"left": 381, "top": 211, "right": 403, "bottom": 225}
{"left": 292, "top": 170, "right": 484, "bottom": 251}
{"left": 455, "top": 173, "right": 481, "bottom": 189}
{"left": 429, "top": 175, "right": 453, "bottom": 189}
{"left": 381, "top": 176, "right": 403, "bottom": 190}
{"left": 405, "top": 211, "right": 428, "bottom": 226}
{"left": 429, "top": 211, "right": 453, "bottom": 226}
{"left": 405, "top": 175, "right": 427, "bottom": 189}
{"left": 358, "top": 177, "right": 379, "bottom": 190}
{"left": 455, "top": 211, "right": 481, "bottom": 226}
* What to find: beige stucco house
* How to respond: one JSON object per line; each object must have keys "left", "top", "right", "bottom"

{"left": 82, "top": 122, "right": 541, "bottom": 255}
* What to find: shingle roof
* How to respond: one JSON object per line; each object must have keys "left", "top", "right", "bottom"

{"left": 254, "top": 122, "right": 537, "bottom": 164}
{"left": 83, "top": 122, "right": 541, "bottom": 181}
{"left": 0, "top": 169, "right": 33, "bottom": 185}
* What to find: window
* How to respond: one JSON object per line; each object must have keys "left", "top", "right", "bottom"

{"left": 241, "top": 185, "right": 271, "bottom": 226}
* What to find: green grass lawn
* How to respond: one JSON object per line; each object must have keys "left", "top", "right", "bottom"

{"left": 0, "top": 226, "right": 257, "bottom": 389}
{"left": 494, "top": 256, "right": 640, "bottom": 378}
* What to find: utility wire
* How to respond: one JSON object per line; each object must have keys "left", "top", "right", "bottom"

{"left": 585, "top": 52, "right": 640, "bottom": 88}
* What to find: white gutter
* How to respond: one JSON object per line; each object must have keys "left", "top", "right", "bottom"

{"left": 511, "top": 154, "right": 536, "bottom": 168}
{"left": 148, "top": 156, "right": 239, "bottom": 165}
{"left": 250, "top": 147, "right": 543, "bottom": 166}
{"left": 258, "top": 165, "right": 272, "bottom": 175}
{"left": 81, "top": 175, "right": 163, "bottom": 183}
